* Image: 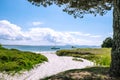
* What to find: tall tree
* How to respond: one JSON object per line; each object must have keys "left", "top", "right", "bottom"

{"left": 109, "top": 0, "right": 120, "bottom": 77}
{"left": 28, "top": 0, "right": 120, "bottom": 77}
{"left": 101, "top": 37, "right": 113, "bottom": 48}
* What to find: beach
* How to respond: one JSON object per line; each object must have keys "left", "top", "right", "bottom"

{"left": 0, "top": 51, "right": 94, "bottom": 80}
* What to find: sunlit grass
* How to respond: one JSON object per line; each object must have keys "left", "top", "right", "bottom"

{"left": 0, "top": 46, "right": 48, "bottom": 73}
{"left": 56, "top": 48, "right": 111, "bottom": 66}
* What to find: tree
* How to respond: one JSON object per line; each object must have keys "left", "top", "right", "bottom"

{"left": 28, "top": 0, "right": 120, "bottom": 77}
{"left": 101, "top": 37, "right": 113, "bottom": 48}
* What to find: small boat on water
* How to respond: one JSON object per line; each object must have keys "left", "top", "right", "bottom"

{"left": 51, "top": 46, "right": 60, "bottom": 50}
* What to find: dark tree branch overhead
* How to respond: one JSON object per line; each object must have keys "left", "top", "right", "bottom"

{"left": 28, "top": 0, "right": 113, "bottom": 18}
{"left": 28, "top": 0, "right": 120, "bottom": 77}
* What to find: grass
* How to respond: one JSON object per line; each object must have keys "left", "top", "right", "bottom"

{"left": 41, "top": 48, "right": 114, "bottom": 80}
{"left": 42, "top": 67, "right": 119, "bottom": 80}
{"left": 72, "top": 57, "right": 84, "bottom": 62}
{"left": 0, "top": 45, "right": 48, "bottom": 73}
{"left": 56, "top": 48, "right": 111, "bottom": 66}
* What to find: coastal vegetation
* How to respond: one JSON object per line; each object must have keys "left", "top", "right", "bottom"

{"left": 0, "top": 45, "right": 48, "bottom": 73}
{"left": 42, "top": 67, "right": 119, "bottom": 80}
{"left": 42, "top": 48, "right": 117, "bottom": 80}
{"left": 56, "top": 48, "right": 111, "bottom": 66}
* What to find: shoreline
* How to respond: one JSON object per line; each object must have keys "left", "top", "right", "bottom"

{"left": 0, "top": 51, "right": 94, "bottom": 80}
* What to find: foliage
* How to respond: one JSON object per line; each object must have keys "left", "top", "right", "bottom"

{"left": 72, "top": 57, "right": 83, "bottom": 62}
{"left": 56, "top": 48, "right": 111, "bottom": 66}
{"left": 42, "top": 67, "right": 119, "bottom": 80}
{"left": 28, "top": 0, "right": 113, "bottom": 18}
{"left": 101, "top": 37, "right": 113, "bottom": 48}
{"left": 0, "top": 46, "right": 48, "bottom": 73}
{"left": 0, "top": 44, "right": 2, "bottom": 47}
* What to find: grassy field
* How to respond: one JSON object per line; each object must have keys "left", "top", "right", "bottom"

{"left": 42, "top": 67, "right": 119, "bottom": 80}
{"left": 56, "top": 48, "right": 111, "bottom": 67}
{"left": 0, "top": 45, "right": 48, "bottom": 73}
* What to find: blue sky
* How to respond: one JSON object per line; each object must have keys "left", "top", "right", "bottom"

{"left": 0, "top": 0, "right": 113, "bottom": 46}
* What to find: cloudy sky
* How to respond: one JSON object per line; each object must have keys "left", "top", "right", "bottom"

{"left": 0, "top": 0, "right": 113, "bottom": 46}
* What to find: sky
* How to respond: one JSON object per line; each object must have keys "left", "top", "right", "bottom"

{"left": 0, "top": 0, "right": 113, "bottom": 46}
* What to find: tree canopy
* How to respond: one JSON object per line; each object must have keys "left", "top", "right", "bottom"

{"left": 28, "top": 0, "right": 113, "bottom": 18}
{"left": 101, "top": 37, "right": 113, "bottom": 48}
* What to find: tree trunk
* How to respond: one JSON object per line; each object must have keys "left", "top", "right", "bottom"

{"left": 109, "top": 0, "right": 120, "bottom": 77}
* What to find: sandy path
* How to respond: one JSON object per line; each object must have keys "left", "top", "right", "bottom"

{"left": 0, "top": 52, "right": 94, "bottom": 80}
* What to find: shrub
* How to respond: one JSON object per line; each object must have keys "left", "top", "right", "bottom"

{"left": 56, "top": 48, "right": 111, "bottom": 66}
{"left": 101, "top": 37, "right": 113, "bottom": 48}
{"left": 0, "top": 46, "right": 48, "bottom": 73}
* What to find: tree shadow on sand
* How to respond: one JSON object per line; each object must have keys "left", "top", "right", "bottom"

{"left": 42, "top": 67, "right": 120, "bottom": 80}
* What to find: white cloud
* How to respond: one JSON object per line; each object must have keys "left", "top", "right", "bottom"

{"left": 0, "top": 20, "right": 103, "bottom": 45}
{"left": 68, "top": 32, "right": 101, "bottom": 38}
{"left": 32, "top": 21, "right": 43, "bottom": 26}
{"left": 0, "top": 20, "right": 27, "bottom": 40}
{"left": 109, "top": 32, "right": 113, "bottom": 36}
{"left": 90, "top": 35, "right": 102, "bottom": 38}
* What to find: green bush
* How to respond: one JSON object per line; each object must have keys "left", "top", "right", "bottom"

{"left": 56, "top": 48, "right": 111, "bottom": 66}
{"left": 101, "top": 37, "right": 113, "bottom": 48}
{"left": 0, "top": 47, "right": 48, "bottom": 73}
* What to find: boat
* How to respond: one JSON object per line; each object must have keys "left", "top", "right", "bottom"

{"left": 51, "top": 46, "right": 60, "bottom": 50}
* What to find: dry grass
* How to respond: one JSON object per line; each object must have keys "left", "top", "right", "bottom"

{"left": 42, "top": 67, "right": 120, "bottom": 80}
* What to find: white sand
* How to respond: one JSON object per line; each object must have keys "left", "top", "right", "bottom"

{"left": 0, "top": 52, "right": 94, "bottom": 80}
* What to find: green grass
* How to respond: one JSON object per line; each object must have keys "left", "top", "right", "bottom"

{"left": 0, "top": 46, "right": 48, "bottom": 73}
{"left": 72, "top": 57, "right": 84, "bottom": 62}
{"left": 41, "top": 48, "right": 115, "bottom": 80}
{"left": 42, "top": 67, "right": 119, "bottom": 80}
{"left": 56, "top": 48, "right": 111, "bottom": 66}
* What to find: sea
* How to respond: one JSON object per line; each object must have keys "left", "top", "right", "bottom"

{"left": 3, "top": 45, "right": 100, "bottom": 52}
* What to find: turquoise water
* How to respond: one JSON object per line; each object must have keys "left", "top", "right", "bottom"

{"left": 3, "top": 45, "right": 100, "bottom": 52}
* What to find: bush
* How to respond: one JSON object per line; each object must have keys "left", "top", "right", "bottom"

{"left": 101, "top": 37, "right": 113, "bottom": 48}
{"left": 0, "top": 44, "right": 7, "bottom": 50}
{"left": 56, "top": 48, "right": 111, "bottom": 66}
{"left": 0, "top": 47, "right": 48, "bottom": 73}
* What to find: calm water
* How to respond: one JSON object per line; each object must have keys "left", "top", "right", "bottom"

{"left": 3, "top": 45, "right": 100, "bottom": 52}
